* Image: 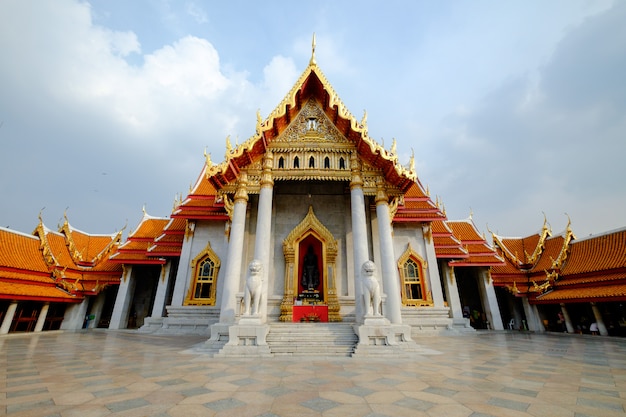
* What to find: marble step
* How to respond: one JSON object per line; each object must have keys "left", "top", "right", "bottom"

{"left": 267, "top": 323, "right": 358, "bottom": 356}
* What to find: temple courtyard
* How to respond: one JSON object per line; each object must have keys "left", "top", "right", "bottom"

{"left": 1, "top": 330, "right": 625, "bottom": 417}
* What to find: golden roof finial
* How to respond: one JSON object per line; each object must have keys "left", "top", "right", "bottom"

{"left": 310, "top": 33, "right": 317, "bottom": 66}
{"left": 204, "top": 147, "right": 212, "bottom": 167}
{"left": 390, "top": 138, "right": 397, "bottom": 155}
{"left": 409, "top": 148, "right": 415, "bottom": 172}
{"left": 469, "top": 207, "right": 473, "bottom": 220}
{"left": 142, "top": 204, "right": 147, "bottom": 216}
{"left": 225, "top": 135, "right": 232, "bottom": 158}
{"left": 256, "top": 109, "right": 263, "bottom": 133}
{"left": 360, "top": 109, "right": 367, "bottom": 129}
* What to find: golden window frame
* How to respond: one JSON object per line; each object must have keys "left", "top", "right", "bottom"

{"left": 397, "top": 243, "right": 433, "bottom": 306}
{"left": 185, "top": 241, "right": 221, "bottom": 306}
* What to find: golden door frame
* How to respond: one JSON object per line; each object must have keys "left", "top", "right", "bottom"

{"left": 279, "top": 206, "right": 342, "bottom": 322}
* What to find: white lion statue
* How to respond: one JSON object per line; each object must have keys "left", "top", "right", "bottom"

{"left": 243, "top": 259, "right": 263, "bottom": 316}
{"left": 361, "top": 260, "right": 382, "bottom": 316}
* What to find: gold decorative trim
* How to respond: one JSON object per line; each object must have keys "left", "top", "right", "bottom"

{"left": 280, "top": 206, "right": 341, "bottom": 322}
{"left": 234, "top": 172, "right": 249, "bottom": 203}
{"left": 185, "top": 241, "right": 221, "bottom": 306}
{"left": 422, "top": 224, "right": 432, "bottom": 244}
{"left": 204, "top": 57, "right": 417, "bottom": 187}
{"left": 397, "top": 243, "right": 432, "bottom": 307}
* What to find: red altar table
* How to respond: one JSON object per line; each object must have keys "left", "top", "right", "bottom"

{"left": 292, "top": 305, "right": 328, "bottom": 322}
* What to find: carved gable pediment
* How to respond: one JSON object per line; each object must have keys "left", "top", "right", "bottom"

{"left": 273, "top": 99, "right": 351, "bottom": 146}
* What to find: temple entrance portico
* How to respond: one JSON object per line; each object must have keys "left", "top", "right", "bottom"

{"left": 280, "top": 206, "right": 341, "bottom": 323}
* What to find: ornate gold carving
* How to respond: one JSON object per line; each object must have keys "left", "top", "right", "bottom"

{"left": 222, "top": 195, "right": 234, "bottom": 222}
{"left": 204, "top": 148, "right": 212, "bottom": 168}
{"left": 422, "top": 224, "right": 432, "bottom": 244}
{"left": 278, "top": 99, "right": 350, "bottom": 144}
{"left": 225, "top": 135, "right": 233, "bottom": 160}
{"left": 185, "top": 220, "right": 195, "bottom": 241}
{"left": 397, "top": 243, "right": 432, "bottom": 307}
{"left": 185, "top": 241, "right": 221, "bottom": 306}
{"left": 234, "top": 172, "right": 249, "bottom": 203}
{"left": 389, "top": 196, "right": 400, "bottom": 223}
{"left": 260, "top": 151, "right": 274, "bottom": 189}
{"left": 349, "top": 152, "right": 363, "bottom": 189}
{"left": 375, "top": 177, "right": 388, "bottom": 205}
{"left": 280, "top": 206, "right": 341, "bottom": 322}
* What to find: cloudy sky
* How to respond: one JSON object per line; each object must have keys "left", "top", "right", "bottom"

{"left": 1, "top": 0, "right": 624, "bottom": 241}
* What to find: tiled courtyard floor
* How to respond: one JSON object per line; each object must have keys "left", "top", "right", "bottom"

{"left": 1, "top": 329, "right": 625, "bottom": 417}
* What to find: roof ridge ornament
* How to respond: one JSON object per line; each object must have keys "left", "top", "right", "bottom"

{"left": 310, "top": 33, "right": 317, "bottom": 66}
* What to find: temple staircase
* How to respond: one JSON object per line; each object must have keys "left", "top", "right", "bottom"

{"left": 266, "top": 323, "right": 358, "bottom": 357}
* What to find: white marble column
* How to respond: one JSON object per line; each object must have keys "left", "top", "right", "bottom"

{"left": 423, "top": 224, "right": 445, "bottom": 308}
{"left": 218, "top": 172, "right": 249, "bottom": 324}
{"left": 476, "top": 268, "right": 504, "bottom": 330}
{"left": 560, "top": 303, "right": 575, "bottom": 333}
{"left": 150, "top": 262, "right": 172, "bottom": 318}
{"left": 440, "top": 264, "right": 465, "bottom": 320}
{"left": 254, "top": 152, "right": 274, "bottom": 322}
{"left": 88, "top": 292, "right": 107, "bottom": 329}
{"left": 375, "top": 180, "right": 402, "bottom": 324}
{"left": 0, "top": 301, "right": 18, "bottom": 334}
{"left": 591, "top": 303, "right": 609, "bottom": 336}
{"left": 108, "top": 266, "right": 135, "bottom": 329}
{"left": 350, "top": 153, "right": 369, "bottom": 323}
{"left": 170, "top": 222, "right": 194, "bottom": 307}
{"left": 61, "top": 298, "right": 90, "bottom": 330}
{"left": 522, "top": 297, "right": 545, "bottom": 332}
{"left": 34, "top": 303, "right": 50, "bottom": 332}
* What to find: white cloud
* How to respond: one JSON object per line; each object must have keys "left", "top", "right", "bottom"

{"left": 185, "top": 2, "right": 208, "bottom": 24}
{"left": 0, "top": 0, "right": 296, "bottom": 232}
{"left": 428, "top": 2, "right": 626, "bottom": 237}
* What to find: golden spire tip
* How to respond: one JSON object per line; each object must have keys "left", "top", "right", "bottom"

{"left": 310, "top": 33, "right": 317, "bottom": 66}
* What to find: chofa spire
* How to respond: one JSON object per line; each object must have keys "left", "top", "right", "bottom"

{"left": 309, "top": 33, "right": 317, "bottom": 66}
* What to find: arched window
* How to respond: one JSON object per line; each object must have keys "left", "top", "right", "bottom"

{"left": 339, "top": 157, "right": 345, "bottom": 170}
{"left": 186, "top": 242, "right": 220, "bottom": 305}
{"left": 403, "top": 259, "right": 423, "bottom": 300}
{"left": 397, "top": 244, "right": 431, "bottom": 306}
{"left": 324, "top": 156, "right": 330, "bottom": 169}
{"left": 294, "top": 156, "right": 300, "bottom": 168}
{"left": 278, "top": 156, "right": 284, "bottom": 169}
{"left": 309, "top": 156, "right": 315, "bottom": 168}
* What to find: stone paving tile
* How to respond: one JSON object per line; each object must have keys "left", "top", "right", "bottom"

{"left": 1, "top": 331, "right": 626, "bottom": 416}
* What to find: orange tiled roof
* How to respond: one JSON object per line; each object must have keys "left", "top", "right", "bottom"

{"left": 58, "top": 219, "right": 122, "bottom": 265}
{"left": 447, "top": 219, "right": 504, "bottom": 267}
{"left": 0, "top": 227, "right": 49, "bottom": 272}
{"left": 394, "top": 184, "right": 445, "bottom": 222}
{"left": 173, "top": 170, "right": 228, "bottom": 220}
{"left": 0, "top": 269, "right": 51, "bottom": 283}
{"left": 532, "top": 235, "right": 566, "bottom": 271}
{"left": 1, "top": 219, "right": 123, "bottom": 302}
{"left": 561, "top": 228, "right": 626, "bottom": 275}
{"left": 109, "top": 211, "right": 169, "bottom": 265}
{"left": 492, "top": 220, "right": 552, "bottom": 268}
{"left": 533, "top": 284, "right": 626, "bottom": 303}
{"left": 432, "top": 220, "right": 468, "bottom": 259}
{"left": 148, "top": 217, "right": 185, "bottom": 257}
{"left": 0, "top": 281, "right": 78, "bottom": 302}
